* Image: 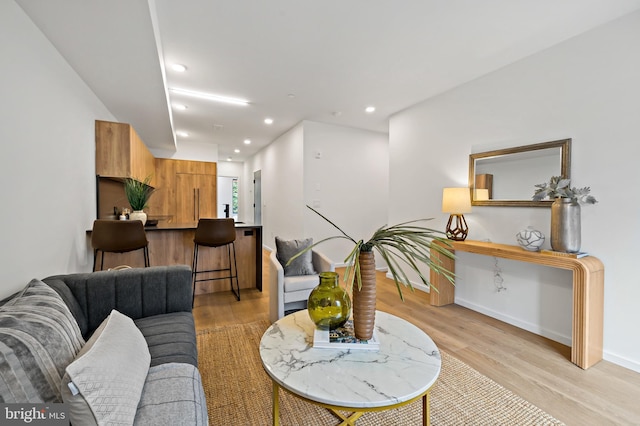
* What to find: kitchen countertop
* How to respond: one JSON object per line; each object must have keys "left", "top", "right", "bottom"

{"left": 142, "top": 222, "right": 261, "bottom": 231}
{"left": 87, "top": 221, "right": 261, "bottom": 232}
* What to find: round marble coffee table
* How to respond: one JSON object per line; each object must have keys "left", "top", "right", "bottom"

{"left": 259, "top": 310, "right": 441, "bottom": 425}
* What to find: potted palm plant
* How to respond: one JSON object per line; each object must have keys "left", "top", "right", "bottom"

{"left": 289, "top": 205, "right": 455, "bottom": 339}
{"left": 124, "top": 176, "right": 155, "bottom": 225}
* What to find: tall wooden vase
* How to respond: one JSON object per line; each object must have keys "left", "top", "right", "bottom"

{"left": 353, "top": 250, "right": 376, "bottom": 340}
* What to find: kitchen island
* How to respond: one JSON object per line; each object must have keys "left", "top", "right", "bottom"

{"left": 88, "top": 222, "right": 262, "bottom": 295}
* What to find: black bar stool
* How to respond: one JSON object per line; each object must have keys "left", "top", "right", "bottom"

{"left": 192, "top": 218, "right": 240, "bottom": 304}
{"left": 91, "top": 219, "right": 149, "bottom": 271}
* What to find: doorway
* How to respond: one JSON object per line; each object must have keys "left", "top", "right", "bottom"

{"left": 217, "top": 176, "right": 238, "bottom": 220}
{"left": 254, "top": 170, "right": 262, "bottom": 224}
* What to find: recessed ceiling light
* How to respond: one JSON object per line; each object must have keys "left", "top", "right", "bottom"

{"left": 170, "top": 88, "right": 249, "bottom": 106}
{"left": 171, "top": 64, "right": 187, "bottom": 72}
{"left": 176, "top": 131, "right": 189, "bottom": 137}
{"left": 173, "top": 104, "right": 187, "bottom": 110}
{"left": 234, "top": 149, "right": 240, "bottom": 153}
{"left": 365, "top": 106, "right": 376, "bottom": 113}
{"left": 244, "top": 139, "right": 251, "bottom": 145}
{"left": 264, "top": 118, "right": 274, "bottom": 125}
{"left": 287, "top": 93, "right": 295, "bottom": 99}
{"left": 226, "top": 157, "right": 232, "bottom": 162}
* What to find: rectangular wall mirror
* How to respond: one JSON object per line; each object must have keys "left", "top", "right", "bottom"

{"left": 469, "top": 138, "right": 571, "bottom": 207}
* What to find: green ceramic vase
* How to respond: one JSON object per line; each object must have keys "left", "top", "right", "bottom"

{"left": 307, "top": 272, "right": 351, "bottom": 330}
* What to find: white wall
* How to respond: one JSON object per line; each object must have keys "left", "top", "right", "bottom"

{"left": 0, "top": 1, "right": 115, "bottom": 297}
{"left": 244, "top": 121, "right": 389, "bottom": 263}
{"left": 389, "top": 11, "right": 640, "bottom": 372}
{"left": 302, "top": 121, "right": 389, "bottom": 266}
{"left": 244, "top": 123, "right": 306, "bottom": 247}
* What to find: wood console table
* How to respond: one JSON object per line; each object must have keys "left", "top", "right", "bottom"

{"left": 429, "top": 240, "right": 604, "bottom": 369}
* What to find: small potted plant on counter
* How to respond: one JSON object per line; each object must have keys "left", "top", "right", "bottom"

{"left": 124, "top": 176, "right": 155, "bottom": 225}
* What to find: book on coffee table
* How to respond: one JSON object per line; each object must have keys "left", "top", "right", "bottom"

{"left": 313, "top": 320, "right": 380, "bottom": 351}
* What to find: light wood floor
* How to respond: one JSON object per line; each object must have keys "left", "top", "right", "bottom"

{"left": 193, "top": 250, "right": 640, "bottom": 426}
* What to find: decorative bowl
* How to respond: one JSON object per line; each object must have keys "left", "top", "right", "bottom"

{"left": 516, "top": 226, "right": 545, "bottom": 251}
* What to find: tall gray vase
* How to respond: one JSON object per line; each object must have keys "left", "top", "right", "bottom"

{"left": 551, "top": 198, "right": 581, "bottom": 253}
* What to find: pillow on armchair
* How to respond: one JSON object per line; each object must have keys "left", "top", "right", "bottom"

{"left": 275, "top": 237, "right": 317, "bottom": 276}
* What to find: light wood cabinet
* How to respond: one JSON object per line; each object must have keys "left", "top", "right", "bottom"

{"left": 95, "top": 120, "right": 156, "bottom": 186}
{"left": 151, "top": 158, "right": 217, "bottom": 224}
{"left": 176, "top": 173, "right": 216, "bottom": 223}
{"left": 94, "top": 121, "right": 217, "bottom": 223}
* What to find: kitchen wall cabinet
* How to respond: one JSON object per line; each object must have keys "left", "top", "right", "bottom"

{"left": 95, "top": 120, "right": 156, "bottom": 186}
{"left": 94, "top": 121, "right": 217, "bottom": 223}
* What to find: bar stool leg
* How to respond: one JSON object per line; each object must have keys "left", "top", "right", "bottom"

{"left": 229, "top": 242, "right": 240, "bottom": 301}
{"left": 192, "top": 243, "right": 199, "bottom": 307}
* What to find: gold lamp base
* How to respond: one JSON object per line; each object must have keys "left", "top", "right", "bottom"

{"left": 446, "top": 214, "right": 468, "bottom": 241}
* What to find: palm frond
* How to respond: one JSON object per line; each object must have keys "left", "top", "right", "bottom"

{"left": 301, "top": 205, "right": 456, "bottom": 300}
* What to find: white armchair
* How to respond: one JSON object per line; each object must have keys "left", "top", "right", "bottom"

{"left": 269, "top": 249, "right": 335, "bottom": 323}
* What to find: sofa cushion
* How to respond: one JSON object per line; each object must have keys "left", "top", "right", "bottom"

{"left": 134, "top": 312, "right": 198, "bottom": 367}
{"left": 43, "top": 265, "right": 193, "bottom": 338}
{"left": 133, "top": 362, "right": 208, "bottom": 425}
{"left": 275, "top": 237, "right": 317, "bottom": 276}
{"left": 62, "top": 310, "right": 150, "bottom": 426}
{"left": 0, "top": 279, "right": 84, "bottom": 403}
{"left": 282, "top": 274, "right": 320, "bottom": 294}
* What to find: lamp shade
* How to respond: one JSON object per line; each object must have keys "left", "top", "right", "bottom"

{"left": 474, "top": 188, "right": 490, "bottom": 201}
{"left": 442, "top": 188, "right": 472, "bottom": 214}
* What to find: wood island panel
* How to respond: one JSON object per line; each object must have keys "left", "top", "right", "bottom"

{"left": 89, "top": 224, "right": 262, "bottom": 294}
{"left": 429, "top": 239, "right": 604, "bottom": 369}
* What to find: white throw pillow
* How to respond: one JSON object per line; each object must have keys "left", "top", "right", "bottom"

{"left": 61, "top": 309, "right": 151, "bottom": 426}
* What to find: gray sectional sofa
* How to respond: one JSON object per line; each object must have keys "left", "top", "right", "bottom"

{"left": 0, "top": 265, "right": 208, "bottom": 425}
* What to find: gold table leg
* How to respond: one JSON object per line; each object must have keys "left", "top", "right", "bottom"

{"left": 272, "top": 381, "right": 280, "bottom": 426}
{"left": 330, "top": 409, "right": 364, "bottom": 425}
{"left": 273, "top": 381, "right": 433, "bottom": 425}
{"left": 423, "top": 391, "right": 430, "bottom": 426}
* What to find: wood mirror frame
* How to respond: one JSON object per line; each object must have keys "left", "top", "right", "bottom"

{"left": 469, "top": 138, "right": 571, "bottom": 207}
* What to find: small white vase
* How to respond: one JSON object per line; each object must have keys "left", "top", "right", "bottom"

{"left": 516, "top": 226, "right": 545, "bottom": 251}
{"left": 129, "top": 210, "right": 147, "bottom": 225}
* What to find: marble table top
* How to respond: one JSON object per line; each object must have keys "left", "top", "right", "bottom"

{"left": 259, "top": 310, "right": 441, "bottom": 408}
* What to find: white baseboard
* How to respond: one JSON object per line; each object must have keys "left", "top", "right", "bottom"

{"left": 384, "top": 271, "right": 431, "bottom": 293}
{"left": 603, "top": 351, "right": 640, "bottom": 373}
{"left": 455, "top": 297, "right": 572, "bottom": 346}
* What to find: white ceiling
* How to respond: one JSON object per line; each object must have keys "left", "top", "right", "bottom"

{"left": 16, "top": 0, "right": 640, "bottom": 162}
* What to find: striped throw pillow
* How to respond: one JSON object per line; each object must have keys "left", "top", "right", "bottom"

{"left": 0, "top": 279, "right": 85, "bottom": 402}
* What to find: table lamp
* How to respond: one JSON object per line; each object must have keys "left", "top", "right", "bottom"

{"left": 442, "top": 187, "right": 472, "bottom": 241}
{"left": 474, "top": 188, "right": 490, "bottom": 201}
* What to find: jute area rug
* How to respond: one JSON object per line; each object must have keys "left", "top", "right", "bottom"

{"left": 197, "top": 320, "right": 565, "bottom": 425}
